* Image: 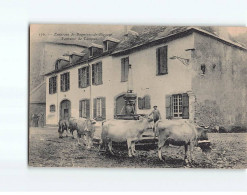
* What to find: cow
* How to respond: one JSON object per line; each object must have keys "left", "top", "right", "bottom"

{"left": 58, "top": 119, "right": 69, "bottom": 138}
{"left": 155, "top": 119, "right": 210, "bottom": 164}
{"left": 68, "top": 117, "right": 96, "bottom": 149}
{"left": 101, "top": 115, "right": 153, "bottom": 157}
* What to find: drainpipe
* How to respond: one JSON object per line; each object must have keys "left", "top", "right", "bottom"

{"left": 56, "top": 73, "right": 59, "bottom": 124}
{"left": 88, "top": 60, "right": 92, "bottom": 119}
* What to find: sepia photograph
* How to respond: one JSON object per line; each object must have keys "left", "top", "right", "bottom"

{"left": 29, "top": 24, "right": 247, "bottom": 168}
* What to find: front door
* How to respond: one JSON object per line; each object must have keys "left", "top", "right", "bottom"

{"left": 60, "top": 100, "right": 71, "bottom": 120}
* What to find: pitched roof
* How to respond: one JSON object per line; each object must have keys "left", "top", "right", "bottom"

{"left": 112, "top": 26, "right": 247, "bottom": 55}
{"left": 103, "top": 36, "right": 120, "bottom": 43}
{"left": 44, "top": 26, "right": 247, "bottom": 76}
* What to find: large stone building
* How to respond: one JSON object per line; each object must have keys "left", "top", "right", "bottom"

{"left": 44, "top": 27, "right": 247, "bottom": 130}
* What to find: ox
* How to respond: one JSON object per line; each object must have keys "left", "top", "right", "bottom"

{"left": 58, "top": 119, "right": 69, "bottom": 138}
{"left": 155, "top": 120, "right": 209, "bottom": 164}
{"left": 101, "top": 115, "right": 153, "bottom": 157}
{"left": 68, "top": 117, "right": 96, "bottom": 149}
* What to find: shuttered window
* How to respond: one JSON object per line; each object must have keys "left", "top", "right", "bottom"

{"left": 60, "top": 72, "right": 70, "bottom": 92}
{"left": 166, "top": 93, "right": 189, "bottom": 119}
{"left": 156, "top": 46, "right": 168, "bottom": 75}
{"left": 78, "top": 66, "right": 90, "bottom": 88}
{"left": 93, "top": 97, "right": 106, "bottom": 120}
{"left": 79, "top": 99, "right": 90, "bottom": 118}
{"left": 138, "top": 95, "right": 151, "bottom": 110}
{"left": 49, "top": 76, "right": 57, "bottom": 94}
{"left": 92, "top": 62, "right": 103, "bottom": 85}
{"left": 121, "top": 57, "right": 129, "bottom": 82}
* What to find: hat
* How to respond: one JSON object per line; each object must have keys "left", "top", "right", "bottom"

{"left": 153, "top": 105, "right": 157, "bottom": 108}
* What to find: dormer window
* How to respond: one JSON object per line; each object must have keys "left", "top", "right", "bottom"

{"left": 89, "top": 47, "right": 93, "bottom": 57}
{"left": 69, "top": 52, "right": 85, "bottom": 64}
{"left": 103, "top": 41, "right": 108, "bottom": 51}
{"left": 103, "top": 37, "right": 120, "bottom": 51}
{"left": 89, "top": 44, "right": 103, "bottom": 57}
{"left": 54, "top": 57, "right": 69, "bottom": 70}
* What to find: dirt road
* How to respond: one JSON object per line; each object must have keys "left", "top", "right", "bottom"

{"left": 28, "top": 126, "right": 247, "bottom": 168}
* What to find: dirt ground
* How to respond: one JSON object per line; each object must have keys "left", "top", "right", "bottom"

{"left": 28, "top": 126, "right": 247, "bottom": 168}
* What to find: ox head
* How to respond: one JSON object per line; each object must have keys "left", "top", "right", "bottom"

{"left": 90, "top": 118, "right": 97, "bottom": 125}
{"left": 196, "top": 126, "right": 211, "bottom": 152}
{"left": 138, "top": 114, "right": 154, "bottom": 123}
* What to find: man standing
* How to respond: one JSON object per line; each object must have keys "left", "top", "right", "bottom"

{"left": 149, "top": 105, "right": 161, "bottom": 123}
{"left": 149, "top": 106, "right": 161, "bottom": 136}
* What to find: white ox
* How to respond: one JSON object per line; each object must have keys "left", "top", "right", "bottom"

{"left": 68, "top": 117, "right": 96, "bottom": 149}
{"left": 155, "top": 120, "right": 209, "bottom": 164}
{"left": 101, "top": 116, "right": 153, "bottom": 157}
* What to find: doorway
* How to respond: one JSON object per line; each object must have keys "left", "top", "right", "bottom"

{"left": 60, "top": 99, "right": 71, "bottom": 120}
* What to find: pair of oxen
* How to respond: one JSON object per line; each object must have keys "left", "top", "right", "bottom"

{"left": 58, "top": 116, "right": 210, "bottom": 164}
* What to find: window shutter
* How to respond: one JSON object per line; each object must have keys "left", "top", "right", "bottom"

{"left": 160, "top": 46, "right": 168, "bottom": 74}
{"left": 66, "top": 73, "right": 70, "bottom": 90}
{"left": 138, "top": 97, "right": 143, "bottom": 109}
{"left": 157, "top": 46, "right": 168, "bottom": 75}
{"left": 79, "top": 101, "right": 82, "bottom": 117}
{"left": 86, "top": 66, "right": 90, "bottom": 86}
{"left": 144, "top": 95, "right": 151, "bottom": 109}
{"left": 78, "top": 69, "right": 81, "bottom": 88}
{"left": 60, "top": 75, "right": 63, "bottom": 91}
{"left": 163, "top": 46, "right": 168, "bottom": 74}
{"left": 156, "top": 48, "right": 160, "bottom": 75}
{"left": 54, "top": 77, "right": 57, "bottom": 93}
{"left": 86, "top": 99, "right": 90, "bottom": 119}
{"left": 68, "top": 73, "right": 70, "bottom": 90}
{"left": 125, "top": 58, "right": 129, "bottom": 82}
{"left": 182, "top": 93, "right": 189, "bottom": 119}
{"left": 49, "top": 78, "right": 51, "bottom": 94}
{"left": 101, "top": 97, "right": 106, "bottom": 119}
{"left": 98, "top": 62, "right": 103, "bottom": 84}
{"left": 166, "top": 95, "right": 172, "bottom": 119}
{"left": 121, "top": 58, "right": 125, "bottom": 82}
{"left": 92, "top": 64, "right": 95, "bottom": 85}
{"left": 93, "top": 98, "right": 97, "bottom": 119}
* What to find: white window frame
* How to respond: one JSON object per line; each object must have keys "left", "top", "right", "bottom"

{"left": 173, "top": 94, "right": 182, "bottom": 118}
{"left": 96, "top": 98, "right": 102, "bottom": 117}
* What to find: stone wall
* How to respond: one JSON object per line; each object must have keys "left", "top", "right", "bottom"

{"left": 191, "top": 32, "right": 247, "bottom": 129}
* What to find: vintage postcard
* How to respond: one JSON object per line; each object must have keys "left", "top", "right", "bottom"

{"left": 29, "top": 24, "right": 247, "bottom": 168}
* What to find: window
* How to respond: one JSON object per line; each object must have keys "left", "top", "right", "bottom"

{"left": 173, "top": 94, "right": 183, "bottom": 117}
{"left": 60, "top": 72, "right": 70, "bottom": 92}
{"left": 166, "top": 93, "right": 189, "bottom": 119}
{"left": 156, "top": 46, "right": 168, "bottom": 75}
{"left": 201, "top": 64, "right": 206, "bottom": 75}
{"left": 50, "top": 104, "right": 55, "bottom": 112}
{"left": 78, "top": 66, "right": 90, "bottom": 88}
{"left": 49, "top": 76, "right": 57, "bottom": 94}
{"left": 79, "top": 99, "right": 90, "bottom": 118}
{"left": 103, "top": 41, "right": 108, "bottom": 51}
{"left": 121, "top": 57, "right": 129, "bottom": 82}
{"left": 138, "top": 95, "right": 151, "bottom": 110}
{"left": 93, "top": 97, "right": 106, "bottom": 120}
{"left": 92, "top": 62, "right": 103, "bottom": 85}
{"left": 89, "top": 48, "right": 93, "bottom": 57}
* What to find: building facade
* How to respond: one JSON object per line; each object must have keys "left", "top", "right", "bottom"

{"left": 45, "top": 27, "right": 247, "bottom": 130}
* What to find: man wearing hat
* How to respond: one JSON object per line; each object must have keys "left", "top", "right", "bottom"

{"left": 149, "top": 105, "right": 161, "bottom": 123}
